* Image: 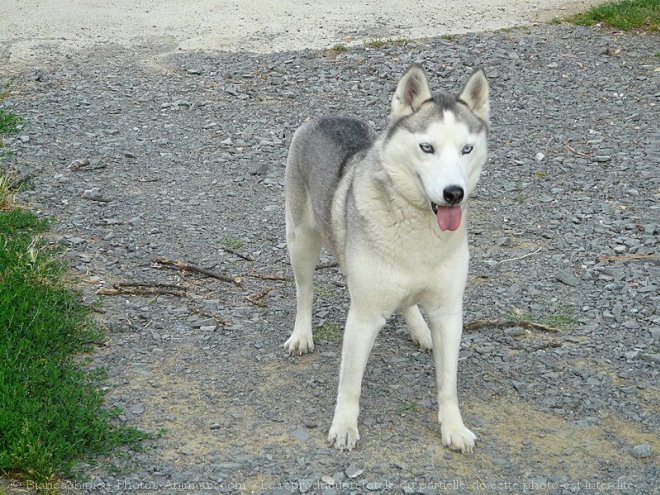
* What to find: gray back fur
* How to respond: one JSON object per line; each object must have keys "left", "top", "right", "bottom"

{"left": 285, "top": 117, "right": 376, "bottom": 249}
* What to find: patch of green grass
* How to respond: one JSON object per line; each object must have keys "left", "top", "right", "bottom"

{"left": 313, "top": 282, "right": 334, "bottom": 298}
{"left": 221, "top": 236, "right": 245, "bottom": 250}
{"left": 563, "top": 0, "right": 659, "bottom": 31}
{"left": 0, "top": 174, "right": 15, "bottom": 209}
{"left": 508, "top": 307, "right": 577, "bottom": 330}
{"left": 390, "top": 38, "right": 410, "bottom": 46}
{"left": 0, "top": 109, "right": 22, "bottom": 136}
{"left": 365, "top": 39, "right": 387, "bottom": 49}
{"left": 440, "top": 33, "right": 457, "bottom": 41}
{"left": 0, "top": 177, "right": 149, "bottom": 487}
{"left": 513, "top": 193, "right": 527, "bottom": 204}
{"left": 399, "top": 402, "right": 422, "bottom": 414}
{"left": 314, "top": 322, "right": 343, "bottom": 343}
{"left": 332, "top": 44, "right": 348, "bottom": 53}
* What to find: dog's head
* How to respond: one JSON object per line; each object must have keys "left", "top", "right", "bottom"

{"left": 382, "top": 64, "right": 490, "bottom": 232}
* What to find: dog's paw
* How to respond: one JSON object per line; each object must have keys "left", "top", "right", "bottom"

{"left": 283, "top": 332, "right": 314, "bottom": 355}
{"left": 411, "top": 328, "right": 433, "bottom": 351}
{"left": 440, "top": 422, "right": 477, "bottom": 453}
{"left": 328, "top": 423, "right": 359, "bottom": 451}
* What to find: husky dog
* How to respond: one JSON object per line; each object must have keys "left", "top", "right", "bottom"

{"left": 283, "top": 64, "right": 489, "bottom": 452}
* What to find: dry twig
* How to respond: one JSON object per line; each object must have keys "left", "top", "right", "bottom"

{"left": 153, "top": 257, "right": 242, "bottom": 285}
{"left": 564, "top": 144, "right": 593, "bottom": 159}
{"left": 316, "top": 261, "right": 339, "bottom": 270}
{"left": 246, "top": 287, "right": 273, "bottom": 307}
{"left": 245, "top": 270, "right": 292, "bottom": 282}
{"left": 464, "top": 319, "right": 559, "bottom": 333}
{"left": 96, "top": 282, "right": 186, "bottom": 297}
{"left": 221, "top": 246, "right": 255, "bottom": 262}
{"left": 498, "top": 247, "right": 542, "bottom": 264}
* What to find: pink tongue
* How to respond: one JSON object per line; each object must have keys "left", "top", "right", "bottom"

{"left": 436, "top": 206, "right": 462, "bottom": 231}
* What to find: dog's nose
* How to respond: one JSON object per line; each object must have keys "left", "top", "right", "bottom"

{"left": 443, "top": 186, "right": 464, "bottom": 205}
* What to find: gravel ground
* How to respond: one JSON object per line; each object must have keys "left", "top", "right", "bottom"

{"left": 1, "top": 23, "right": 658, "bottom": 495}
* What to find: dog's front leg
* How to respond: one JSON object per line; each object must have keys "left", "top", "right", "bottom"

{"left": 328, "top": 305, "right": 385, "bottom": 451}
{"left": 428, "top": 303, "right": 476, "bottom": 453}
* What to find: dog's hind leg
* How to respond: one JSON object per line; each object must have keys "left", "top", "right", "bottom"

{"left": 402, "top": 305, "right": 432, "bottom": 350}
{"left": 283, "top": 193, "right": 321, "bottom": 355}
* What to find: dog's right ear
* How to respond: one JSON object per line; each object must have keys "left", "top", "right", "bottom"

{"left": 391, "top": 64, "right": 432, "bottom": 120}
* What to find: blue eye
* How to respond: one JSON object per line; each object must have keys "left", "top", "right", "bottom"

{"left": 419, "top": 143, "right": 434, "bottom": 154}
{"left": 462, "top": 144, "right": 474, "bottom": 155}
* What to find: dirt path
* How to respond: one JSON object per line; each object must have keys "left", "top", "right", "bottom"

{"left": 1, "top": 0, "right": 601, "bottom": 68}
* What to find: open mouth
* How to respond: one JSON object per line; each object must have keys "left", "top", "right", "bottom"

{"left": 431, "top": 202, "right": 463, "bottom": 232}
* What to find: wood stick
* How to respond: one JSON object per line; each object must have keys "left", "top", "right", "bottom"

{"left": 316, "top": 261, "right": 339, "bottom": 270}
{"left": 96, "top": 284, "right": 186, "bottom": 297}
{"left": 153, "top": 257, "right": 242, "bottom": 285}
{"left": 464, "top": 318, "right": 559, "bottom": 333}
{"left": 245, "top": 271, "right": 292, "bottom": 282}
{"left": 221, "top": 246, "right": 255, "bottom": 262}
{"left": 246, "top": 287, "right": 273, "bottom": 307}
{"left": 564, "top": 144, "right": 593, "bottom": 159}
{"left": 498, "top": 247, "right": 542, "bottom": 264}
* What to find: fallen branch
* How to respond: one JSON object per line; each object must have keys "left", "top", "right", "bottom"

{"left": 221, "top": 246, "right": 255, "bottom": 262}
{"left": 245, "top": 270, "right": 292, "bottom": 282}
{"left": 464, "top": 319, "right": 559, "bottom": 333}
{"left": 316, "top": 261, "right": 339, "bottom": 270}
{"left": 153, "top": 257, "right": 242, "bottom": 285}
{"left": 564, "top": 144, "right": 593, "bottom": 159}
{"left": 246, "top": 287, "right": 273, "bottom": 307}
{"left": 498, "top": 247, "right": 542, "bottom": 264}
{"left": 97, "top": 283, "right": 186, "bottom": 297}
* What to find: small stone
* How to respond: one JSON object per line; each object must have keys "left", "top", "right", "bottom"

{"left": 505, "top": 327, "right": 527, "bottom": 338}
{"left": 535, "top": 152, "right": 545, "bottom": 161}
{"left": 19, "top": 135, "right": 30, "bottom": 143}
{"left": 249, "top": 161, "right": 269, "bottom": 175}
{"left": 131, "top": 404, "right": 145, "bottom": 415}
{"left": 210, "top": 423, "right": 221, "bottom": 430}
{"left": 187, "top": 68, "right": 203, "bottom": 75}
{"left": 82, "top": 188, "right": 111, "bottom": 202}
{"left": 624, "top": 350, "right": 639, "bottom": 360}
{"left": 291, "top": 428, "right": 310, "bottom": 442}
{"left": 321, "top": 475, "right": 335, "bottom": 485}
{"left": 69, "top": 159, "right": 90, "bottom": 170}
{"left": 592, "top": 155, "right": 611, "bottom": 162}
{"left": 546, "top": 62, "right": 559, "bottom": 68}
{"left": 556, "top": 269, "right": 579, "bottom": 287}
{"left": 586, "top": 377, "right": 600, "bottom": 387}
{"left": 225, "top": 85, "right": 240, "bottom": 96}
{"left": 345, "top": 465, "right": 363, "bottom": 479}
{"left": 631, "top": 444, "right": 651, "bottom": 459}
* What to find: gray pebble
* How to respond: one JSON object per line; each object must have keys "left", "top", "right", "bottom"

{"left": 631, "top": 444, "right": 651, "bottom": 459}
{"left": 345, "top": 465, "right": 363, "bottom": 479}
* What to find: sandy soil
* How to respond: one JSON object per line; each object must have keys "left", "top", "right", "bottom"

{"left": 1, "top": 0, "right": 601, "bottom": 68}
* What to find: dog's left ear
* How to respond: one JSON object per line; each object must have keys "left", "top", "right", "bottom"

{"left": 459, "top": 69, "right": 489, "bottom": 125}
{"left": 391, "top": 64, "right": 432, "bottom": 119}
